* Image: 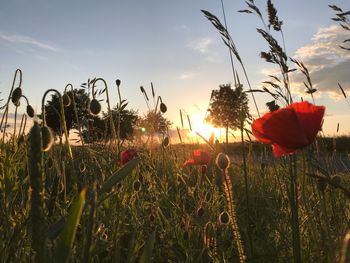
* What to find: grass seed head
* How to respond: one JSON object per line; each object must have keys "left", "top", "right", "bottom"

{"left": 216, "top": 153, "right": 230, "bottom": 170}
{"left": 89, "top": 98, "right": 101, "bottom": 116}
{"left": 41, "top": 125, "right": 54, "bottom": 152}
{"left": 11, "top": 87, "right": 22, "bottom": 105}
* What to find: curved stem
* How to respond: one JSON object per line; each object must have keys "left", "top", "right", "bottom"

{"left": 41, "top": 89, "right": 72, "bottom": 159}
{"left": 65, "top": 84, "right": 84, "bottom": 147}
{"left": 1, "top": 69, "right": 22, "bottom": 143}
{"left": 91, "top": 78, "right": 117, "bottom": 144}
{"left": 18, "top": 114, "right": 27, "bottom": 138}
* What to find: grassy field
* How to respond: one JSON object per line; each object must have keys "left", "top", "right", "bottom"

{"left": 1, "top": 130, "right": 350, "bottom": 262}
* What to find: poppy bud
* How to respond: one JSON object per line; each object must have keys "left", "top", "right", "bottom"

{"left": 331, "top": 175, "right": 341, "bottom": 186}
{"left": 205, "top": 191, "right": 212, "bottom": 202}
{"left": 201, "top": 165, "right": 207, "bottom": 175}
{"left": 116, "top": 79, "right": 121, "bottom": 87}
{"left": 219, "top": 211, "right": 230, "bottom": 224}
{"left": 79, "top": 162, "right": 86, "bottom": 172}
{"left": 62, "top": 93, "right": 71, "bottom": 107}
{"left": 162, "top": 136, "right": 170, "bottom": 147}
{"left": 41, "top": 125, "right": 54, "bottom": 152}
{"left": 46, "top": 157, "right": 54, "bottom": 169}
{"left": 160, "top": 102, "right": 167, "bottom": 113}
{"left": 216, "top": 153, "right": 230, "bottom": 170}
{"left": 11, "top": 87, "right": 22, "bottom": 105}
{"left": 197, "top": 207, "right": 204, "bottom": 218}
{"left": 149, "top": 214, "right": 155, "bottom": 222}
{"left": 133, "top": 180, "right": 141, "bottom": 191}
{"left": 89, "top": 99, "right": 101, "bottom": 116}
{"left": 25, "top": 105, "right": 34, "bottom": 118}
{"left": 317, "top": 179, "right": 327, "bottom": 192}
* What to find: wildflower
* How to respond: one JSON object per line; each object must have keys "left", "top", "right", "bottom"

{"left": 183, "top": 149, "right": 211, "bottom": 167}
{"left": 120, "top": 149, "right": 138, "bottom": 165}
{"left": 252, "top": 101, "right": 325, "bottom": 157}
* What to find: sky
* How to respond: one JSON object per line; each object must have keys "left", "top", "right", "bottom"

{"left": 1, "top": 0, "right": 350, "bottom": 140}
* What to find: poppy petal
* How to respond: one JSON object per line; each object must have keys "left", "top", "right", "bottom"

{"left": 183, "top": 159, "right": 195, "bottom": 167}
{"left": 289, "top": 101, "right": 325, "bottom": 143}
{"left": 252, "top": 107, "right": 309, "bottom": 149}
{"left": 272, "top": 144, "right": 297, "bottom": 157}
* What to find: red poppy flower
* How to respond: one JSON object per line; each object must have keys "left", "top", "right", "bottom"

{"left": 121, "top": 149, "right": 138, "bottom": 165}
{"left": 183, "top": 150, "right": 211, "bottom": 167}
{"left": 252, "top": 101, "right": 325, "bottom": 157}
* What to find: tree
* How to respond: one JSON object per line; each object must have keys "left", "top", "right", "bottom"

{"left": 44, "top": 89, "right": 90, "bottom": 139}
{"left": 206, "top": 83, "right": 250, "bottom": 144}
{"left": 81, "top": 105, "right": 139, "bottom": 144}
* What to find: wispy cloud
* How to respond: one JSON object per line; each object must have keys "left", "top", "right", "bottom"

{"left": 0, "top": 32, "right": 60, "bottom": 52}
{"left": 179, "top": 72, "right": 195, "bottom": 80}
{"left": 188, "top": 37, "right": 213, "bottom": 53}
{"left": 290, "top": 25, "right": 350, "bottom": 99}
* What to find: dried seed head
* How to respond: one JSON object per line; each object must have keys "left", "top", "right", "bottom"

{"left": 11, "top": 87, "right": 22, "bottom": 105}
{"left": 162, "top": 136, "right": 170, "bottom": 147}
{"left": 219, "top": 211, "right": 230, "bottom": 224}
{"left": 216, "top": 153, "right": 230, "bottom": 170}
{"left": 133, "top": 180, "right": 141, "bottom": 191}
{"left": 89, "top": 99, "right": 101, "bottom": 116}
{"left": 116, "top": 79, "right": 121, "bottom": 87}
{"left": 41, "top": 126, "right": 54, "bottom": 152}
{"left": 331, "top": 175, "right": 341, "bottom": 186}
{"left": 62, "top": 93, "right": 71, "bottom": 107}
{"left": 160, "top": 102, "right": 167, "bottom": 113}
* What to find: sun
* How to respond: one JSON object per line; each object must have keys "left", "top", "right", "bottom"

{"left": 190, "top": 114, "right": 220, "bottom": 141}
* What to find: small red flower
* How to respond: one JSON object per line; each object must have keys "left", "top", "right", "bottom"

{"left": 121, "top": 149, "right": 138, "bottom": 165}
{"left": 252, "top": 101, "right": 325, "bottom": 157}
{"left": 183, "top": 150, "right": 211, "bottom": 167}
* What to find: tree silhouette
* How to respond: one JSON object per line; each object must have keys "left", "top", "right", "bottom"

{"left": 81, "top": 103, "right": 139, "bottom": 144}
{"left": 206, "top": 83, "right": 249, "bottom": 144}
{"left": 44, "top": 89, "right": 89, "bottom": 139}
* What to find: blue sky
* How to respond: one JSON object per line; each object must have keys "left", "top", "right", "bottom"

{"left": 1, "top": 0, "right": 350, "bottom": 137}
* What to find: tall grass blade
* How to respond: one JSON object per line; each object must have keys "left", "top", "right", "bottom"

{"left": 55, "top": 188, "right": 87, "bottom": 263}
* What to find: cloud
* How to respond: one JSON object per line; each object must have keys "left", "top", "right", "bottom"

{"left": 188, "top": 37, "right": 213, "bottom": 53}
{"left": 290, "top": 25, "right": 350, "bottom": 98}
{"left": 0, "top": 32, "right": 60, "bottom": 52}
{"left": 179, "top": 72, "right": 195, "bottom": 80}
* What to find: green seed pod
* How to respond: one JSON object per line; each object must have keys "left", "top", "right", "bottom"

{"left": 11, "top": 87, "right": 22, "bottom": 105}
{"left": 162, "top": 136, "right": 170, "bottom": 147}
{"left": 216, "top": 153, "right": 230, "bottom": 170}
{"left": 41, "top": 126, "right": 54, "bottom": 152}
{"left": 26, "top": 105, "right": 35, "bottom": 118}
{"left": 160, "top": 102, "right": 167, "bottom": 113}
{"left": 331, "top": 175, "right": 341, "bottom": 186}
{"left": 89, "top": 99, "right": 101, "bottom": 116}
{"left": 219, "top": 211, "right": 230, "bottom": 224}
{"left": 62, "top": 93, "right": 71, "bottom": 107}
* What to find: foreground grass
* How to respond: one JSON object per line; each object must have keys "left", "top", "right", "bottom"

{"left": 0, "top": 134, "right": 349, "bottom": 262}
